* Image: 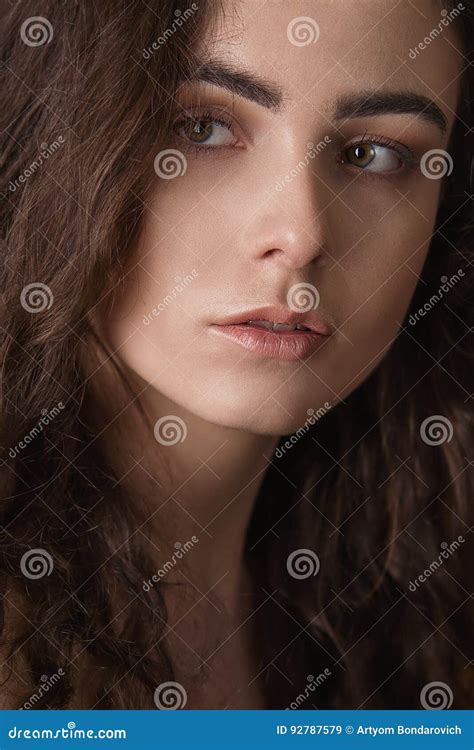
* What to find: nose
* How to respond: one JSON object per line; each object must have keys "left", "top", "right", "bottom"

{"left": 247, "top": 161, "right": 329, "bottom": 271}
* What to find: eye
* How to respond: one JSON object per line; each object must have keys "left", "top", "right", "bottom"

{"left": 342, "top": 141, "right": 408, "bottom": 173}
{"left": 175, "top": 114, "right": 238, "bottom": 149}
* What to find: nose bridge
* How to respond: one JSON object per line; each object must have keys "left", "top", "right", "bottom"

{"left": 279, "top": 164, "right": 328, "bottom": 241}
{"left": 249, "top": 140, "right": 330, "bottom": 268}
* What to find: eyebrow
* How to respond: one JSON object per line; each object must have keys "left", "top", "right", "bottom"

{"left": 190, "top": 61, "right": 283, "bottom": 110}
{"left": 334, "top": 91, "right": 447, "bottom": 132}
{"left": 188, "top": 63, "right": 447, "bottom": 133}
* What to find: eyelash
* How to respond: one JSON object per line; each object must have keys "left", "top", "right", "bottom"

{"left": 174, "top": 109, "right": 237, "bottom": 154}
{"left": 337, "top": 132, "right": 418, "bottom": 174}
{"left": 173, "top": 112, "right": 417, "bottom": 173}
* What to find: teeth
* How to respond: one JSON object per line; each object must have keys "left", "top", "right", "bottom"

{"left": 247, "top": 319, "right": 274, "bottom": 330}
{"left": 246, "top": 320, "right": 310, "bottom": 332}
{"left": 272, "top": 322, "right": 297, "bottom": 332}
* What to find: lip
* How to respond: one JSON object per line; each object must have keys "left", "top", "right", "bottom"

{"left": 209, "top": 305, "right": 333, "bottom": 361}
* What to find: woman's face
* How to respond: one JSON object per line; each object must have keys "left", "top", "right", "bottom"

{"left": 103, "top": 0, "right": 461, "bottom": 435}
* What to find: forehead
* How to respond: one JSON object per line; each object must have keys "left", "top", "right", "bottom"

{"left": 201, "top": 0, "right": 463, "bottom": 116}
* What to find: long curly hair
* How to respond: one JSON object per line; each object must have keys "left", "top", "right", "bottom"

{"left": 1, "top": 0, "right": 472, "bottom": 709}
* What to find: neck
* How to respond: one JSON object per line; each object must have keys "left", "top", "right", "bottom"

{"left": 92, "top": 368, "right": 279, "bottom": 608}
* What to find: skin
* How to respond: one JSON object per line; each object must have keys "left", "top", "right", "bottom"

{"left": 96, "top": 0, "right": 462, "bottom": 708}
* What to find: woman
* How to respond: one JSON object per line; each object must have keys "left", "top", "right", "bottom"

{"left": 0, "top": 0, "right": 472, "bottom": 710}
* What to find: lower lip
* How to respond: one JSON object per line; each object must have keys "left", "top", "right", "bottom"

{"left": 210, "top": 324, "right": 330, "bottom": 361}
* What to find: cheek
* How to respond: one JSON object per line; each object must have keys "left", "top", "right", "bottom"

{"left": 324, "top": 207, "right": 435, "bottom": 397}
{"left": 100, "top": 172, "right": 440, "bottom": 435}
{"left": 101, "top": 186, "right": 214, "bottom": 350}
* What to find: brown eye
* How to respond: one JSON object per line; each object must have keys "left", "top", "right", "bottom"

{"left": 341, "top": 142, "right": 405, "bottom": 173}
{"left": 175, "top": 116, "right": 237, "bottom": 148}
{"left": 345, "top": 143, "right": 376, "bottom": 167}
{"left": 186, "top": 118, "right": 214, "bottom": 143}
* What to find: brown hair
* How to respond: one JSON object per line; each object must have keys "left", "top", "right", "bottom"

{"left": 1, "top": 0, "right": 472, "bottom": 709}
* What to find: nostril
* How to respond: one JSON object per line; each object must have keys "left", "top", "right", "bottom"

{"left": 262, "top": 248, "right": 283, "bottom": 260}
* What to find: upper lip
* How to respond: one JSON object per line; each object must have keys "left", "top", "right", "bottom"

{"left": 213, "top": 305, "right": 333, "bottom": 336}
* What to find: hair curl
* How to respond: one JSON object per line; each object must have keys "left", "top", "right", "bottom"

{"left": 1, "top": 0, "right": 472, "bottom": 709}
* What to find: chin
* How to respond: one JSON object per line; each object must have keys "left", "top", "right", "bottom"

{"left": 192, "top": 389, "right": 330, "bottom": 437}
